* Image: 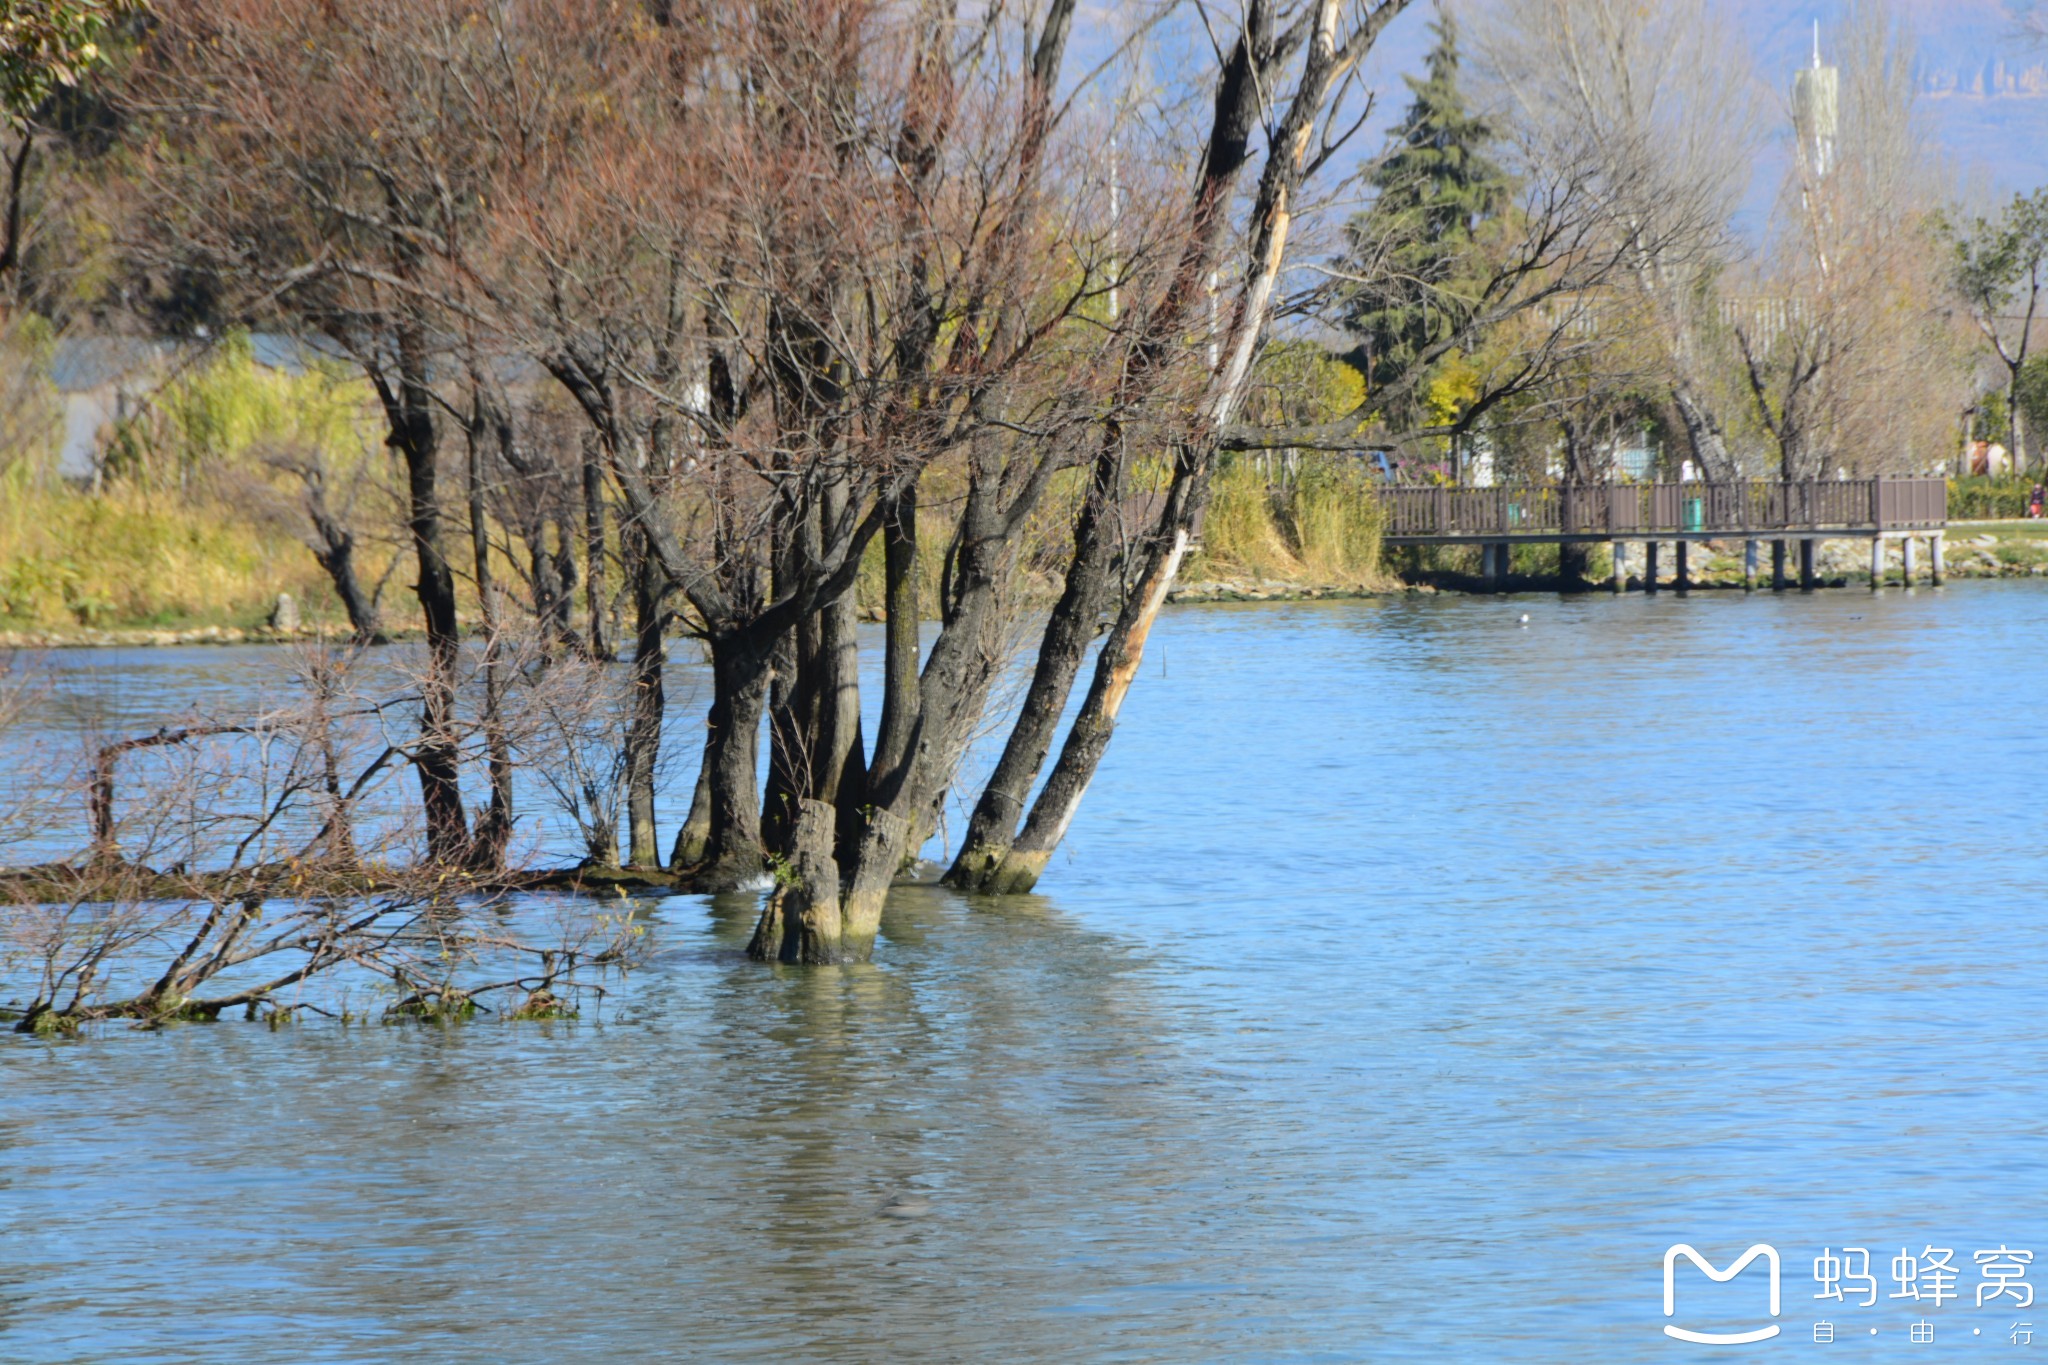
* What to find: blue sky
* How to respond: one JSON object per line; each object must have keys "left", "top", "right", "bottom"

{"left": 1348, "top": 0, "right": 2048, "bottom": 214}
{"left": 1062, "top": 0, "right": 2046, "bottom": 255}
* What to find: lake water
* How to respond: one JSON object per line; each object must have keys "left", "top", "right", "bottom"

{"left": 4, "top": 582, "right": 2046, "bottom": 1361}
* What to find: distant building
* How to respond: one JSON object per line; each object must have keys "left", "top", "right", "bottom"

{"left": 49, "top": 337, "right": 178, "bottom": 482}
{"left": 1612, "top": 440, "right": 1658, "bottom": 482}
{"left": 1793, "top": 24, "right": 1839, "bottom": 180}
{"left": 47, "top": 332, "right": 346, "bottom": 482}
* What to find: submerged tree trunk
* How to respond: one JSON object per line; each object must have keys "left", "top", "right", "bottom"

{"left": 988, "top": 470, "right": 1199, "bottom": 893}
{"left": 466, "top": 409, "right": 513, "bottom": 871}
{"left": 379, "top": 322, "right": 469, "bottom": 866}
{"left": 762, "top": 483, "right": 867, "bottom": 880}
{"left": 945, "top": 443, "right": 1122, "bottom": 889}
{"left": 745, "top": 798, "right": 842, "bottom": 963}
{"left": 689, "top": 626, "right": 770, "bottom": 888}
{"left": 669, "top": 739, "right": 714, "bottom": 869}
{"left": 817, "top": 477, "right": 868, "bottom": 866}
{"left": 763, "top": 483, "right": 868, "bottom": 862}
{"left": 755, "top": 444, "right": 1055, "bottom": 963}
{"left": 942, "top": 0, "right": 1288, "bottom": 895}
{"left": 963, "top": 0, "right": 1356, "bottom": 895}
{"left": 869, "top": 484, "right": 921, "bottom": 793}
{"left": 760, "top": 576, "right": 803, "bottom": 858}
{"left": 622, "top": 523, "right": 668, "bottom": 868}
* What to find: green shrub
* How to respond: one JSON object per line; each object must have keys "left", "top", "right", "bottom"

{"left": 1949, "top": 476, "right": 2037, "bottom": 520}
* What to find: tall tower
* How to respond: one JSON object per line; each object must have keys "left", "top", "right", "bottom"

{"left": 1793, "top": 20, "right": 1838, "bottom": 179}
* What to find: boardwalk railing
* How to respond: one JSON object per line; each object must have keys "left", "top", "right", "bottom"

{"left": 1373, "top": 477, "right": 1947, "bottom": 543}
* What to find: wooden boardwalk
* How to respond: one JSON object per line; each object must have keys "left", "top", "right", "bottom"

{"left": 1370, "top": 477, "right": 1950, "bottom": 590}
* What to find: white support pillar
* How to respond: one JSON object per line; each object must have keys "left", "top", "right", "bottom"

{"left": 1903, "top": 536, "right": 1919, "bottom": 585}
{"left": 1611, "top": 541, "right": 1626, "bottom": 593}
{"left": 1869, "top": 536, "right": 1885, "bottom": 590}
{"left": 1743, "top": 540, "right": 1758, "bottom": 592}
{"left": 1931, "top": 533, "right": 1946, "bottom": 586}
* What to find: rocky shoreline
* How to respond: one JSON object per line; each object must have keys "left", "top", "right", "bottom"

{"left": 0, "top": 622, "right": 364, "bottom": 651}
{"left": 1170, "top": 527, "right": 2048, "bottom": 604}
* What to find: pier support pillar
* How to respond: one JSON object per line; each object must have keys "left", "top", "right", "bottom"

{"left": 1798, "top": 538, "right": 1817, "bottom": 591}
{"left": 1610, "top": 541, "right": 1626, "bottom": 593}
{"left": 1870, "top": 536, "right": 1885, "bottom": 590}
{"left": 1903, "top": 535, "right": 1918, "bottom": 585}
{"left": 1771, "top": 539, "right": 1787, "bottom": 592}
{"left": 1675, "top": 540, "right": 1691, "bottom": 594}
{"left": 1646, "top": 541, "right": 1661, "bottom": 594}
{"left": 1743, "top": 540, "right": 1758, "bottom": 592}
{"left": 1931, "top": 533, "right": 1945, "bottom": 586}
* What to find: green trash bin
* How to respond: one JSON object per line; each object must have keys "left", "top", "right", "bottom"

{"left": 1683, "top": 496, "right": 1704, "bottom": 532}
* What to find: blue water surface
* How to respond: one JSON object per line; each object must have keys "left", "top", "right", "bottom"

{"left": 3, "top": 582, "right": 2045, "bottom": 1361}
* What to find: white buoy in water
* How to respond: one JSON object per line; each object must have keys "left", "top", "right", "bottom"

{"left": 1518, "top": 613, "right": 1530, "bottom": 626}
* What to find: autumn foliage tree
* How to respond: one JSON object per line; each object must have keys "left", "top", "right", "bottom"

{"left": 102, "top": 0, "right": 1426, "bottom": 964}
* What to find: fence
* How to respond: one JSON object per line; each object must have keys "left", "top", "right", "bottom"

{"left": 1374, "top": 478, "right": 1946, "bottom": 542}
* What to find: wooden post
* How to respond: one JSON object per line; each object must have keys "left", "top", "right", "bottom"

{"left": 1611, "top": 541, "right": 1626, "bottom": 593}
{"left": 1771, "top": 539, "right": 1787, "bottom": 591}
{"left": 1798, "top": 537, "right": 1816, "bottom": 591}
{"left": 1743, "top": 540, "right": 1758, "bottom": 591}
{"left": 1931, "top": 533, "right": 1946, "bottom": 586}
{"left": 1675, "top": 540, "right": 1691, "bottom": 594}
{"left": 1869, "top": 536, "right": 1884, "bottom": 590}
{"left": 1903, "top": 535, "right": 1919, "bottom": 585}
{"left": 1646, "top": 540, "right": 1661, "bottom": 594}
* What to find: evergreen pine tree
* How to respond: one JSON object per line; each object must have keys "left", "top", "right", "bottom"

{"left": 1339, "top": 8, "right": 1510, "bottom": 400}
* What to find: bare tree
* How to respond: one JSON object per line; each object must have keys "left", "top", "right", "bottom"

{"left": 1732, "top": 3, "right": 1962, "bottom": 480}
{"left": 1, "top": 644, "right": 641, "bottom": 1033}
{"left": 1475, "top": 0, "right": 1760, "bottom": 477}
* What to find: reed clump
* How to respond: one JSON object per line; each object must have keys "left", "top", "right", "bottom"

{"left": 1191, "top": 453, "right": 1391, "bottom": 588}
{"left": 0, "top": 470, "right": 341, "bottom": 629}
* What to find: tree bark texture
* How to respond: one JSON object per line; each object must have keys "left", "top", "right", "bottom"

{"left": 466, "top": 411, "right": 513, "bottom": 871}
{"left": 581, "top": 432, "right": 612, "bottom": 663}
{"left": 746, "top": 798, "right": 843, "bottom": 963}
{"left": 623, "top": 523, "right": 668, "bottom": 869}
{"left": 384, "top": 322, "right": 469, "bottom": 866}
{"left": 690, "top": 627, "right": 771, "bottom": 889}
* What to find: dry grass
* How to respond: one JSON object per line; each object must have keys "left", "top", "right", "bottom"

{"left": 1192, "top": 454, "right": 1391, "bottom": 586}
{"left": 0, "top": 467, "right": 368, "bottom": 630}
{"left": 0, "top": 329, "right": 395, "bottom": 633}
